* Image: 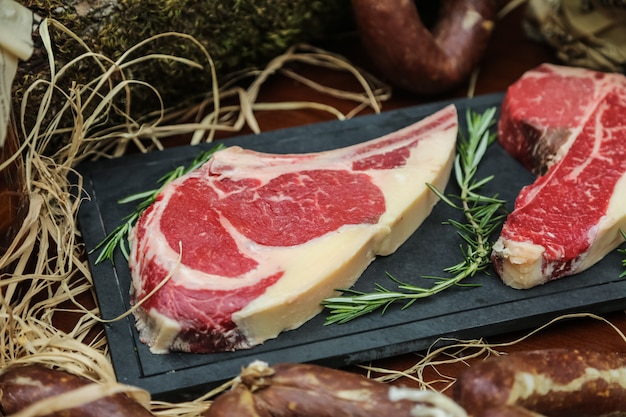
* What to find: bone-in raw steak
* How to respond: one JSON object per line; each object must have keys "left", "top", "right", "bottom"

{"left": 128, "top": 105, "right": 458, "bottom": 353}
{"left": 492, "top": 64, "right": 626, "bottom": 289}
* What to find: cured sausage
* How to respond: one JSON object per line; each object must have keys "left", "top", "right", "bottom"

{"left": 453, "top": 349, "right": 626, "bottom": 417}
{"left": 351, "top": 0, "right": 497, "bottom": 95}
{"left": 204, "top": 361, "right": 416, "bottom": 416}
{"left": 204, "top": 361, "right": 465, "bottom": 417}
{"left": 479, "top": 405, "right": 545, "bottom": 417}
{"left": 0, "top": 364, "right": 155, "bottom": 417}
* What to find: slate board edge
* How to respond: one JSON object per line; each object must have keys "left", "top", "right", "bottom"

{"left": 107, "top": 278, "right": 626, "bottom": 402}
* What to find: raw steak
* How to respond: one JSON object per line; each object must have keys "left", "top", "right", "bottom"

{"left": 498, "top": 64, "right": 626, "bottom": 176}
{"left": 492, "top": 64, "right": 626, "bottom": 289}
{"left": 128, "top": 105, "right": 458, "bottom": 353}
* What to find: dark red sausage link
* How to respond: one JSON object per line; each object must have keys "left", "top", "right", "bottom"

{"left": 454, "top": 349, "right": 626, "bottom": 417}
{"left": 352, "top": 0, "right": 497, "bottom": 95}
{"left": 480, "top": 404, "right": 545, "bottom": 417}
{"left": 205, "top": 362, "right": 447, "bottom": 417}
{"left": 0, "top": 364, "right": 155, "bottom": 417}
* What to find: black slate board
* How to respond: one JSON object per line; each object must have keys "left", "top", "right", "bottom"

{"left": 77, "top": 92, "right": 626, "bottom": 401}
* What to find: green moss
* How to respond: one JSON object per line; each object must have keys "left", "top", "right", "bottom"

{"left": 15, "top": 0, "right": 354, "bottom": 152}
{"left": 20, "top": 0, "right": 352, "bottom": 103}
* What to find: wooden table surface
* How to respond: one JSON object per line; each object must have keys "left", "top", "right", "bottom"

{"left": 214, "top": 3, "right": 626, "bottom": 391}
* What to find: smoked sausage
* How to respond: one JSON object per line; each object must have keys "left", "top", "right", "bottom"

{"left": 453, "top": 349, "right": 626, "bottom": 417}
{"left": 479, "top": 405, "right": 545, "bottom": 417}
{"left": 0, "top": 364, "right": 155, "bottom": 417}
{"left": 351, "top": 0, "right": 497, "bottom": 95}
{"left": 204, "top": 360, "right": 466, "bottom": 417}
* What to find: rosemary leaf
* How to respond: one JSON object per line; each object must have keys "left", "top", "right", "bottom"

{"left": 321, "top": 107, "right": 505, "bottom": 324}
{"left": 90, "top": 144, "right": 225, "bottom": 265}
{"left": 617, "top": 229, "right": 626, "bottom": 278}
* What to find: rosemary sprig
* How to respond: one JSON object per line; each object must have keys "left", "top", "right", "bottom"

{"left": 322, "top": 107, "right": 506, "bottom": 324}
{"left": 617, "top": 229, "right": 626, "bottom": 278}
{"left": 91, "top": 144, "right": 225, "bottom": 265}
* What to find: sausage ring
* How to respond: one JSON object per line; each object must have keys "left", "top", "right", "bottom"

{"left": 351, "top": 0, "right": 497, "bottom": 95}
